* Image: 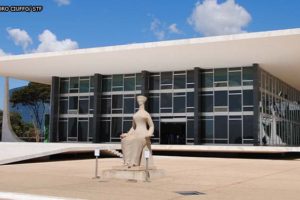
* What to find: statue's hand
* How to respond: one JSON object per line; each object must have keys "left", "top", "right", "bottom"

{"left": 120, "top": 133, "right": 128, "bottom": 139}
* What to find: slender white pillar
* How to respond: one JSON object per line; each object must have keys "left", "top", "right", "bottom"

{"left": 1, "top": 77, "right": 22, "bottom": 142}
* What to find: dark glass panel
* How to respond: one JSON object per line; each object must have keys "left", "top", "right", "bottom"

{"left": 215, "top": 91, "right": 228, "bottom": 106}
{"left": 124, "top": 98, "right": 135, "bottom": 114}
{"left": 214, "top": 69, "right": 227, "bottom": 82}
{"left": 201, "top": 95, "right": 213, "bottom": 112}
{"left": 79, "top": 80, "right": 89, "bottom": 93}
{"left": 89, "top": 117, "right": 93, "bottom": 138}
{"left": 153, "top": 121, "right": 159, "bottom": 138}
{"left": 59, "top": 121, "right": 67, "bottom": 141}
{"left": 59, "top": 100, "right": 68, "bottom": 114}
{"left": 229, "top": 120, "right": 242, "bottom": 144}
{"left": 243, "top": 90, "right": 253, "bottom": 105}
{"left": 112, "top": 75, "right": 123, "bottom": 87}
{"left": 69, "top": 97, "right": 78, "bottom": 110}
{"left": 229, "top": 95, "right": 242, "bottom": 111}
{"left": 161, "top": 72, "right": 172, "bottom": 85}
{"left": 149, "top": 76, "right": 160, "bottom": 90}
{"left": 111, "top": 117, "right": 122, "bottom": 137}
{"left": 124, "top": 78, "right": 135, "bottom": 91}
{"left": 187, "top": 121, "right": 194, "bottom": 138}
{"left": 90, "top": 76, "right": 94, "bottom": 88}
{"left": 136, "top": 73, "right": 141, "bottom": 86}
{"left": 149, "top": 97, "right": 159, "bottom": 113}
{"left": 161, "top": 85, "right": 172, "bottom": 89}
{"left": 187, "top": 92, "right": 194, "bottom": 107}
{"left": 161, "top": 93, "right": 172, "bottom": 108}
{"left": 187, "top": 70, "right": 194, "bottom": 83}
{"left": 201, "top": 120, "right": 213, "bottom": 138}
{"left": 89, "top": 96, "right": 94, "bottom": 110}
{"left": 201, "top": 73, "right": 213, "bottom": 88}
{"left": 215, "top": 116, "right": 228, "bottom": 138}
{"left": 68, "top": 118, "right": 77, "bottom": 137}
{"left": 174, "top": 74, "right": 186, "bottom": 89}
{"left": 243, "top": 67, "right": 254, "bottom": 80}
{"left": 60, "top": 81, "right": 69, "bottom": 93}
{"left": 229, "top": 71, "right": 241, "bottom": 86}
{"left": 78, "top": 121, "right": 88, "bottom": 141}
{"left": 112, "top": 95, "right": 123, "bottom": 109}
{"left": 70, "top": 77, "right": 79, "bottom": 88}
{"left": 174, "top": 96, "right": 185, "bottom": 113}
{"left": 79, "top": 99, "right": 89, "bottom": 114}
{"left": 160, "top": 108, "right": 172, "bottom": 113}
{"left": 243, "top": 115, "right": 254, "bottom": 139}
{"left": 123, "top": 121, "right": 132, "bottom": 133}
{"left": 100, "top": 120, "right": 110, "bottom": 142}
{"left": 101, "top": 98, "right": 111, "bottom": 114}
{"left": 102, "top": 78, "right": 111, "bottom": 92}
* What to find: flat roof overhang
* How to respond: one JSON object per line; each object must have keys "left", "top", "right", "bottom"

{"left": 0, "top": 28, "right": 300, "bottom": 89}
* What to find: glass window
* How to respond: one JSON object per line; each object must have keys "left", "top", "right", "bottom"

{"left": 112, "top": 95, "right": 123, "bottom": 109}
{"left": 214, "top": 69, "right": 227, "bottom": 82}
{"left": 229, "top": 120, "right": 242, "bottom": 144}
{"left": 124, "top": 78, "right": 135, "bottom": 91}
{"left": 201, "top": 95, "right": 213, "bottom": 112}
{"left": 59, "top": 121, "right": 67, "bottom": 141}
{"left": 79, "top": 80, "right": 89, "bottom": 93}
{"left": 229, "top": 95, "right": 241, "bottom": 111}
{"left": 243, "top": 67, "right": 253, "bottom": 80}
{"left": 215, "top": 116, "right": 228, "bottom": 138}
{"left": 187, "top": 70, "right": 194, "bottom": 84}
{"left": 174, "top": 74, "right": 186, "bottom": 89}
{"left": 229, "top": 71, "right": 241, "bottom": 86}
{"left": 78, "top": 121, "right": 88, "bottom": 141}
{"left": 123, "top": 121, "right": 132, "bottom": 133}
{"left": 161, "top": 93, "right": 172, "bottom": 108}
{"left": 89, "top": 117, "right": 93, "bottom": 138}
{"left": 60, "top": 80, "right": 69, "bottom": 93}
{"left": 243, "top": 115, "right": 253, "bottom": 139}
{"left": 70, "top": 77, "right": 79, "bottom": 88}
{"left": 79, "top": 99, "right": 89, "bottom": 114}
{"left": 69, "top": 97, "right": 78, "bottom": 110}
{"left": 201, "top": 120, "right": 213, "bottom": 138}
{"left": 215, "top": 91, "right": 228, "bottom": 106}
{"left": 68, "top": 118, "right": 77, "bottom": 137}
{"left": 102, "top": 78, "right": 111, "bottom": 92}
{"left": 161, "top": 72, "right": 173, "bottom": 85}
{"left": 187, "top": 121, "right": 194, "bottom": 138}
{"left": 59, "top": 100, "right": 68, "bottom": 114}
{"left": 112, "top": 75, "right": 123, "bottom": 87}
{"left": 174, "top": 96, "right": 185, "bottom": 113}
{"left": 111, "top": 117, "right": 122, "bottom": 137}
{"left": 243, "top": 90, "right": 253, "bottom": 106}
{"left": 89, "top": 96, "right": 94, "bottom": 110}
{"left": 201, "top": 73, "right": 213, "bottom": 88}
{"left": 149, "top": 97, "right": 159, "bottom": 113}
{"left": 90, "top": 76, "right": 94, "bottom": 89}
{"left": 187, "top": 92, "right": 194, "bottom": 108}
{"left": 101, "top": 98, "right": 111, "bottom": 114}
{"left": 136, "top": 73, "right": 141, "bottom": 87}
{"left": 124, "top": 98, "right": 135, "bottom": 114}
{"left": 150, "top": 76, "right": 160, "bottom": 90}
{"left": 153, "top": 121, "right": 159, "bottom": 138}
{"left": 100, "top": 120, "right": 110, "bottom": 142}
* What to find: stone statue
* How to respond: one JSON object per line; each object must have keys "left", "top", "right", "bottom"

{"left": 120, "top": 95, "right": 154, "bottom": 168}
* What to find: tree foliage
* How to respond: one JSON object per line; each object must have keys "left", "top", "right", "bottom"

{"left": 10, "top": 82, "right": 50, "bottom": 134}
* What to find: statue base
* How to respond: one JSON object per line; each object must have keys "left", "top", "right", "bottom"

{"left": 102, "top": 166, "right": 165, "bottom": 181}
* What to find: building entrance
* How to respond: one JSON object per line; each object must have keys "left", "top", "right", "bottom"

{"left": 160, "top": 122, "right": 186, "bottom": 144}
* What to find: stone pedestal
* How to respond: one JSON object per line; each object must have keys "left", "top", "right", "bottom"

{"left": 102, "top": 167, "right": 165, "bottom": 181}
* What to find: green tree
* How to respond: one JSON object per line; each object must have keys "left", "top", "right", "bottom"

{"left": 10, "top": 82, "right": 50, "bottom": 141}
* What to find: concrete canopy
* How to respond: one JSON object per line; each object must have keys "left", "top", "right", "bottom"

{"left": 0, "top": 28, "right": 300, "bottom": 90}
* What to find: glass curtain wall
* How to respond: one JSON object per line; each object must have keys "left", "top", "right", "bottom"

{"left": 259, "top": 69, "right": 300, "bottom": 146}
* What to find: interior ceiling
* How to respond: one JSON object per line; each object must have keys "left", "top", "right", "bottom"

{"left": 0, "top": 29, "right": 300, "bottom": 90}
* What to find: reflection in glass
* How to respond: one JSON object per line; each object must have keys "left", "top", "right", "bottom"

{"left": 70, "top": 77, "right": 79, "bottom": 88}
{"left": 174, "top": 96, "right": 185, "bottom": 113}
{"left": 79, "top": 80, "right": 89, "bottom": 93}
{"left": 214, "top": 69, "right": 227, "bottom": 82}
{"left": 201, "top": 73, "right": 213, "bottom": 88}
{"left": 229, "top": 95, "right": 241, "bottom": 111}
{"left": 215, "top": 91, "right": 228, "bottom": 106}
{"left": 124, "top": 98, "right": 135, "bottom": 113}
{"left": 79, "top": 99, "right": 89, "bottom": 114}
{"left": 174, "top": 74, "right": 186, "bottom": 89}
{"left": 69, "top": 97, "right": 78, "bottom": 110}
{"left": 60, "top": 81, "right": 69, "bottom": 93}
{"left": 161, "top": 93, "right": 172, "bottom": 108}
{"left": 229, "top": 71, "right": 241, "bottom": 86}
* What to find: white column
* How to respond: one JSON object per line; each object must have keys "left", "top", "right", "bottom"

{"left": 1, "top": 77, "right": 22, "bottom": 142}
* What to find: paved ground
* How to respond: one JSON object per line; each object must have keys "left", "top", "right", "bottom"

{"left": 0, "top": 156, "right": 300, "bottom": 200}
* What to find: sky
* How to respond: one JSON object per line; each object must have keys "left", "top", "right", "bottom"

{"left": 1, "top": 0, "right": 300, "bottom": 109}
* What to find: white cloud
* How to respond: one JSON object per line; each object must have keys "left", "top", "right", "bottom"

{"left": 54, "top": 0, "right": 71, "bottom": 6}
{"left": 150, "top": 18, "right": 165, "bottom": 40}
{"left": 34, "top": 30, "right": 78, "bottom": 53}
{"left": 0, "top": 49, "right": 8, "bottom": 56}
{"left": 188, "top": 0, "right": 251, "bottom": 36}
{"left": 7, "top": 28, "right": 32, "bottom": 51}
{"left": 168, "top": 23, "right": 182, "bottom": 34}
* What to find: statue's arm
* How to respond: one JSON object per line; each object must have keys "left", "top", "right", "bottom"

{"left": 146, "top": 114, "right": 154, "bottom": 137}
